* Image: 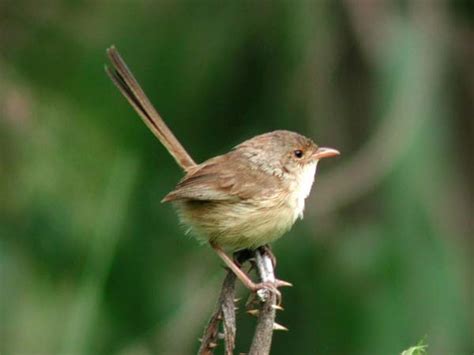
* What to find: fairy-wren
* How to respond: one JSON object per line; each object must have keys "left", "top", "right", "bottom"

{"left": 105, "top": 46, "right": 339, "bottom": 292}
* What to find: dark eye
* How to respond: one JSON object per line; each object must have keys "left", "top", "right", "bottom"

{"left": 294, "top": 150, "right": 304, "bottom": 158}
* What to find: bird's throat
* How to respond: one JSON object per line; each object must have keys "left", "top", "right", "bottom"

{"left": 293, "top": 162, "right": 317, "bottom": 220}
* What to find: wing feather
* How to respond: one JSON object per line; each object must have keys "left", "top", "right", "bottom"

{"left": 162, "top": 153, "right": 277, "bottom": 202}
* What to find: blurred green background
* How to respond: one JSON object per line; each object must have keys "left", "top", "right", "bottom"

{"left": 1, "top": 1, "right": 472, "bottom": 354}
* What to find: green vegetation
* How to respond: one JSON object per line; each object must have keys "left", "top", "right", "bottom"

{"left": 401, "top": 339, "right": 428, "bottom": 355}
{"left": 1, "top": 1, "right": 472, "bottom": 354}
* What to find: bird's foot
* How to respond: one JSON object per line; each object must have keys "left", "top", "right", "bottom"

{"left": 247, "top": 279, "right": 292, "bottom": 305}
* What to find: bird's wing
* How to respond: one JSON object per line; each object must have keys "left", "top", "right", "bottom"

{"left": 162, "top": 154, "right": 275, "bottom": 202}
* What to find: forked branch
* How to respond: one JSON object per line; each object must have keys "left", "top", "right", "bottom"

{"left": 198, "top": 248, "right": 281, "bottom": 355}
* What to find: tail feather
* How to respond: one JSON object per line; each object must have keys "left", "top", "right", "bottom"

{"left": 105, "top": 46, "right": 196, "bottom": 172}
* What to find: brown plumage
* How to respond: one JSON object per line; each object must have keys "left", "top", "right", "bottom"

{"left": 162, "top": 131, "right": 322, "bottom": 250}
{"left": 106, "top": 46, "right": 340, "bottom": 291}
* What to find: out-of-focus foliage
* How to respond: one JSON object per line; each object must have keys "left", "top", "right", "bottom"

{"left": 0, "top": 1, "right": 472, "bottom": 354}
{"left": 401, "top": 339, "right": 428, "bottom": 355}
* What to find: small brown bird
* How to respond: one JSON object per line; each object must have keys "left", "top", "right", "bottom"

{"left": 106, "top": 46, "right": 339, "bottom": 293}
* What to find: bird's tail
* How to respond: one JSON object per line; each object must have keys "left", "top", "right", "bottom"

{"left": 105, "top": 46, "right": 196, "bottom": 172}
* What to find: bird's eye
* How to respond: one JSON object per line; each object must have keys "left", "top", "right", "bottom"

{"left": 294, "top": 150, "right": 304, "bottom": 158}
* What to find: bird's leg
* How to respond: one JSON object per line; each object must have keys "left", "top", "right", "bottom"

{"left": 211, "top": 242, "right": 262, "bottom": 291}
{"left": 233, "top": 249, "right": 254, "bottom": 267}
{"left": 210, "top": 243, "right": 286, "bottom": 295}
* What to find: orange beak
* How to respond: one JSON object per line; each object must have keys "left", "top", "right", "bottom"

{"left": 313, "top": 147, "right": 340, "bottom": 160}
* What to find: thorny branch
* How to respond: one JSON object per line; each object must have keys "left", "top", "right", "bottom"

{"left": 248, "top": 249, "right": 279, "bottom": 355}
{"left": 198, "top": 269, "right": 237, "bottom": 355}
{"left": 198, "top": 248, "right": 283, "bottom": 355}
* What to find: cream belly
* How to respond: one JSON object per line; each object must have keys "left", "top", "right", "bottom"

{"left": 174, "top": 162, "right": 318, "bottom": 251}
{"left": 175, "top": 197, "right": 296, "bottom": 251}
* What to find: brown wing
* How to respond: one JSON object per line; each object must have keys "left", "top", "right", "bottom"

{"left": 162, "top": 153, "right": 276, "bottom": 202}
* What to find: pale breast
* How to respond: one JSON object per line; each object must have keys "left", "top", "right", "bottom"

{"left": 173, "top": 162, "right": 318, "bottom": 250}
{"left": 292, "top": 162, "right": 317, "bottom": 220}
{"left": 175, "top": 191, "right": 297, "bottom": 250}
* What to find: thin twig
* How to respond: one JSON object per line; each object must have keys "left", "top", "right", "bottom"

{"left": 198, "top": 269, "right": 236, "bottom": 355}
{"left": 221, "top": 272, "right": 237, "bottom": 355}
{"left": 249, "top": 249, "right": 277, "bottom": 355}
{"left": 199, "top": 249, "right": 282, "bottom": 354}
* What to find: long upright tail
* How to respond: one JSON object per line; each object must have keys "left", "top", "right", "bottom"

{"left": 105, "top": 46, "right": 196, "bottom": 172}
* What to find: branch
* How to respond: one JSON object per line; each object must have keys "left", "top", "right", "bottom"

{"left": 198, "top": 269, "right": 236, "bottom": 355}
{"left": 199, "top": 248, "right": 284, "bottom": 355}
{"left": 248, "top": 249, "right": 278, "bottom": 355}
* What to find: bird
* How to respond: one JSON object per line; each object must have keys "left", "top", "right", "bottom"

{"left": 105, "top": 46, "right": 339, "bottom": 294}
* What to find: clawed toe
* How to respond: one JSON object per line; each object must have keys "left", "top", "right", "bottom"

{"left": 252, "top": 281, "right": 280, "bottom": 293}
{"left": 251, "top": 281, "right": 282, "bottom": 305}
{"left": 249, "top": 277, "right": 292, "bottom": 305}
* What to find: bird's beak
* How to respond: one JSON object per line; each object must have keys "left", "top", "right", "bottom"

{"left": 313, "top": 147, "right": 340, "bottom": 160}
